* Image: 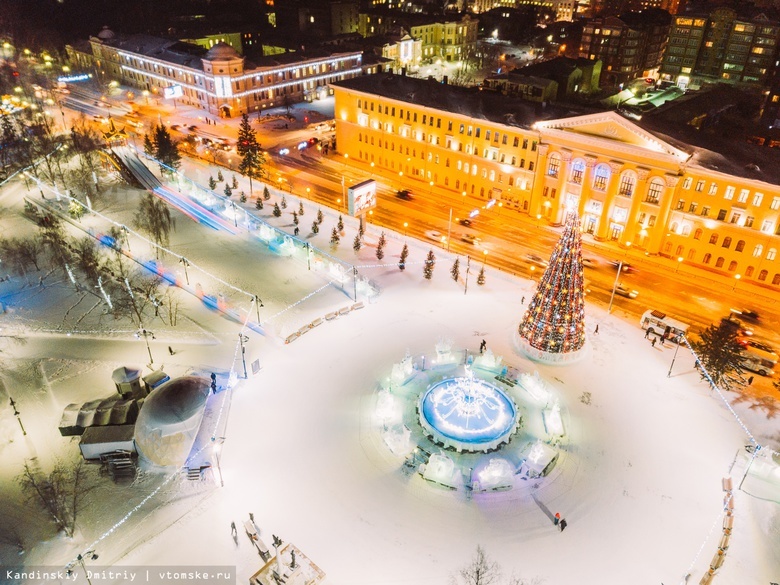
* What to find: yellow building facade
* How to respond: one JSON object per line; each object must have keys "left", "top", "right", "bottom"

{"left": 332, "top": 76, "right": 780, "bottom": 290}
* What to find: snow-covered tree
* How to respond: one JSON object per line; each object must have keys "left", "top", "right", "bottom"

{"left": 255, "top": 197, "right": 263, "bottom": 210}
{"left": 208, "top": 176, "right": 217, "bottom": 190}
{"left": 263, "top": 186, "right": 271, "bottom": 201}
{"left": 292, "top": 210, "right": 299, "bottom": 225}
{"left": 399, "top": 243, "right": 409, "bottom": 271}
{"left": 272, "top": 203, "right": 282, "bottom": 217}
{"left": 232, "top": 175, "right": 239, "bottom": 189}
{"left": 330, "top": 227, "right": 340, "bottom": 247}
{"left": 477, "top": 267, "right": 486, "bottom": 286}
{"left": 240, "top": 191, "right": 247, "bottom": 203}
{"left": 281, "top": 195, "right": 287, "bottom": 209}
{"left": 423, "top": 249, "right": 436, "bottom": 280}
{"left": 224, "top": 184, "right": 232, "bottom": 198}
{"left": 451, "top": 257, "right": 460, "bottom": 282}
{"left": 353, "top": 234, "right": 362, "bottom": 253}
{"left": 337, "top": 215, "right": 344, "bottom": 232}
{"left": 317, "top": 209, "right": 324, "bottom": 224}
{"left": 311, "top": 221, "right": 319, "bottom": 234}
{"left": 134, "top": 192, "right": 172, "bottom": 258}
{"left": 299, "top": 201, "right": 305, "bottom": 215}
{"left": 217, "top": 169, "right": 224, "bottom": 182}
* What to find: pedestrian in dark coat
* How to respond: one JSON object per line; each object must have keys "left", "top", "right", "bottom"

{"left": 559, "top": 518, "right": 567, "bottom": 532}
{"left": 651, "top": 338, "right": 657, "bottom": 348}
{"left": 644, "top": 329, "right": 651, "bottom": 339}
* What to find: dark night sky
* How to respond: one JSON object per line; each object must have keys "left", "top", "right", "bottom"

{"left": 1, "top": 0, "right": 265, "bottom": 49}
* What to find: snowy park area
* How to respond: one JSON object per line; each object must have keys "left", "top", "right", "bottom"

{"left": 0, "top": 155, "right": 778, "bottom": 585}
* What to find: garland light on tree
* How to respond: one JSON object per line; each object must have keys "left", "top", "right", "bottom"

{"left": 517, "top": 210, "right": 586, "bottom": 362}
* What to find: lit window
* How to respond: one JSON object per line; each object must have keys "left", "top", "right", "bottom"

{"left": 724, "top": 186, "right": 735, "bottom": 200}
{"left": 547, "top": 154, "right": 561, "bottom": 177}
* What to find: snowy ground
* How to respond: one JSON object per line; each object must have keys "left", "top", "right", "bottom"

{"left": 1, "top": 158, "right": 778, "bottom": 585}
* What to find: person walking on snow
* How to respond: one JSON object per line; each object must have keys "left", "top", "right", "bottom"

{"left": 230, "top": 522, "right": 237, "bottom": 537}
{"left": 644, "top": 328, "right": 651, "bottom": 339}
{"left": 594, "top": 324, "right": 599, "bottom": 335}
{"left": 554, "top": 512, "right": 560, "bottom": 526}
{"left": 559, "top": 518, "right": 568, "bottom": 532}
{"left": 168, "top": 346, "right": 174, "bottom": 356}
{"left": 651, "top": 337, "right": 657, "bottom": 348}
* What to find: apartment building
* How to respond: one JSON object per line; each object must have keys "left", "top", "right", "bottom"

{"left": 660, "top": 7, "right": 780, "bottom": 89}
{"left": 81, "top": 29, "right": 362, "bottom": 117}
{"left": 331, "top": 73, "right": 780, "bottom": 289}
{"left": 579, "top": 9, "right": 671, "bottom": 87}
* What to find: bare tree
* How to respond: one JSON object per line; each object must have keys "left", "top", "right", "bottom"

{"left": 104, "top": 253, "right": 161, "bottom": 325}
{"left": 453, "top": 546, "right": 503, "bottom": 585}
{"left": 0, "top": 236, "right": 43, "bottom": 274}
{"left": 72, "top": 236, "right": 103, "bottom": 285}
{"left": 134, "top": 192, "right": 173, "bottom": 257}
{"left": 17, "top": 458, "right": 95, "bottom": 538}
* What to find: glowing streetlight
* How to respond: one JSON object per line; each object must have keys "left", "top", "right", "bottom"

{"left": 482, "top": 248, "right": 488, "bottom": 268}
{"left": 675, "top": 256, "right": 683, "bottom": 273}
{"left": 403, "top": 221, "right": 408, "bottom": 237}
{"left": 732, "top": 274, "right": 741, "bottom": 291}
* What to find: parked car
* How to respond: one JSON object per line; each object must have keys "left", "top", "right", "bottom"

{"left": 461, "top": 234, "right": 481, "bottom": 245}
{"left": 396, "top": 189, "right": 414, "bottom": 200}
{"left": 615, "top": 284, "right": 639, "bottom": 299}
{"left": 526, "top": 254, "right": 549, "bottom": 269}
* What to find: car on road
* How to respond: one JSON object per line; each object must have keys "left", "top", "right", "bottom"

{"left": 461, "top": 234, "right": 481, "bottom": 245}
{"left": 425, "top": 230, "right": 445, "bottom": 243}
{"left": 396, "top": 190, "right": 414, "bottom": 200}
{"left": 609, "top": 260, "right": 637, "bottom": 273}
{"left": 733, "top": 309, "right": 760, "bottom": 323}
{"left": 615, "top": 284, "right": 639, "bottom": 299}
{"left": 526, "top": 254, "right": 549, "bottom": 269}
{"left": 278, "top": 148, "right": 290, "bottom": 155}
{"left": 297, "top": 141, "right": 308, "bottom": 150}
{"left": 458, "top": 218, "right": 473, "bottom": 227}
{"left": 582, "top": 257, "right": 599, "bottom": 268}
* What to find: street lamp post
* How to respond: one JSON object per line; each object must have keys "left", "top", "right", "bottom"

{"left": 607, "top": 260, "right": 622, "bottom": 314}
{"left": 238, "top": 333, "right": 249, "bottom": 379}
{"left": 9, "top": 397, "right": 27, "bottom": 436}
{"left": 179, "top": 257, "right": 190, "bottom": 285}
{"left": 732, "top": 274, "right": 741, "bottom": 291}
{"left": 675, "top": 256, "right": 683, "bottom": 273}
{"left": 139, "top": 328, "right": 155, "bottom": 366}
{"left": 211, "top": 436, "right": 226, "bottom": 487}
{"left": 667, "top": 336, "right": 683, "bottom": 378}
{"left": 445, "top": 208, "right": 454, "bottom": 252}
{"left": 403, "top": 222, "right": 408, "bottom": 237}
{"left": 464, "top": 255, "right": 471, "bottom": 295}
{"left": 68, "top": 551, "right": 98, "bottom": 585}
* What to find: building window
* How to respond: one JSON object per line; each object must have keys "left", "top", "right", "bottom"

{"left": 688, "top": 202, "right": 697, "bottom": 213}
{"left": 715, "top": 257, "right": 725, "bottom": 268}
{"left": 735, "top": 240, "right": 745, "bottom": 252}
{"left": 708, "top": 183, "right": 718, "bottom": 195}
{"left": 695, "top": 180, "right": 705, "bottom": 192}
{"left": 676, "top": 199, "right": 685, "bottom": 210}
{"left": 701, "top": 206, "right": 710, "bottom": 217}
{"left": 547, "top": 154, "right": 561, "bottom": 177}
{"left": 771, "top": 197, "right": 780, "bottom": 210}
{"left": 717, "top": 209, "right": 727, "bottom": 221}
{"left": 676, "top": 245, "right": 684, "bottom": 256}
{"left": 761, "top": 220, "right": 774, "bottom": 233}
{"left": 570, "top": 159, "right": 585, "bottom": 184}
{"left": 731, "top": 212, "right": 741, "bottom": 224}
{"left": 746, "top": 266, "right": 754, "bottom": 277}
{"left": 722, "top": 237, "right": 732, "bottom": 248}
{"left": 703, "top": 253, "right": 712, "bottom": 264}
{"left": 645, "top": 179, "right": 664, "bottom": 203}
{"left": 593, "top": 164, "right": 610, "bottom": 191}
{"left": 737, "top": 189, "right": 749, "bottom": 203}
{"left": 728, "top": 261, "right": 737, "bottom": 272}
{"left": 694, "top": 228, "right": 703, "bottom": 240}
{"left": 724, "top": 186, "right": 735, "bottom": 200}
{"left": 768, "top": 248, "right": 777, "bottom": 261}
{"left": 682, "top": 177, "right": 692, "bottom": 189}
{"left": 753, "top": 244, "right": 763, "bottom": 257}
{"left": 753, "top": 192, "right": 763, "bottom": 206}
{"left": 773, "top": 274, "right": 780, "bottom": 285}
{"left": 746, "top": 216, "right": 755, "bottom": 228}
{"left": 618, "top": 173, "right": 635, "bottom": 197}
{"left": 758, "top": 269, "right": 768, "bottom": 281}
{"left": 709, "top": 234, "right": 718, "bottom": 245}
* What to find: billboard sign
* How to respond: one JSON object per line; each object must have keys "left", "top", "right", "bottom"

{"left": 164, "top": 85, "right": 184, "bottom": 99}
{"left": 348, "top": 179, "right": 377, "bottom": 217}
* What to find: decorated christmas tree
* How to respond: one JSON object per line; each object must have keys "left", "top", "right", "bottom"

{"left": 517, "top": 211, "right": 586, "bottom": 361}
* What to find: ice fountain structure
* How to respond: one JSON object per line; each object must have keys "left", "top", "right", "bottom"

{"left": 418, "top": 367, "right": 519, "bottom": 453}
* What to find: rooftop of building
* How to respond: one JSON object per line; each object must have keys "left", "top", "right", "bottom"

{"left": 359, "top": 8, "right": 474, "bottom": 27}
{"left": 504, "top": 56, "right": 597, "bottom": 81}
{"left": 91, "top": 32, "right": 207, "bottom": 69}
{"left": 586, "top": 8, "right": 672, "bottom": 28}
{"left": 638, "top": 84, "right": 780, "bottom": 184}
{"left": 331, "top": 73, "right": 586, "bottom": 128}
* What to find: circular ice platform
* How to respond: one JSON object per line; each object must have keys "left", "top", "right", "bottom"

{"left": 418, "top": 370, "right": 519, "bottom": 453}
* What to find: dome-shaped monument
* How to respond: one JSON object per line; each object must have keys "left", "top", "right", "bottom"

{"left": 203, "top": 42, "right": 241, "bottom": 61}
{"left": 134, "top": 376, "right": 211, "bottom": 468}
{"left": 97, "top": 26, "right": 115, "bottom": 40}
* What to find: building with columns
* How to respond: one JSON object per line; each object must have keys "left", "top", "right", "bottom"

{"left": 331, "top": 73, "right": 780, "bottom": 289}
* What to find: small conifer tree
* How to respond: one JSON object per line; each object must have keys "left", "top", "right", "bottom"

{"left": 263, "top": 186, "right": 271, "bottom": 200}
{"left": 337, "top": 215, "right": 344, "bottom": 232}
{"left": 451, "top": 257, "right": 460, "bottom": 282}
{"left": 208, "top": 176, "right": 217, "bottom": 190}
{"left": 255, "top": 198, "right": 263, "bottom": 210}
{"left": 330, "top": 227, "right": 340, "bottom": 247}
{"left": 311, "top": 221, "right": 319, "bottom": 234}
{"left": 477, "top": 267, "right": 486, "bottom": 285}
{"left": 423, "top": 250, "right": 436, "bottom": 280}
{"left": 399, "top": 243, "right": 409, "bottom": 271}
{"left": 273, "top": 203, "right": 282, "bottom": 217}
{"left": 281, "top": 195, "right": 287, "bottom": 209}
{"left": 217, "top": 169, "right": 224, "bottom": 182}
{"left": 353, "top": 234, "right": 362, "bottom": 253}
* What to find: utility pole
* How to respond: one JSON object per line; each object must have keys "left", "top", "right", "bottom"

{"left": 9, "top": 397, "right": 27, "bottom": 436}
{"left": 254, "top": 295, "right": 263, "bottom": 323}
{"left": 446, "top": 208, "right": 452, "bottom": 252}
{"left": 464, "top": 255, "right": 471, "bottom": 295}
{"left": 179, "top": 257, "right": 190, "bottom": 285}
{"left": 667, "top": 336, "right": 683, "bottom": 378}
{"left": 139, "top": 328, "right": 155, "bottom": 366}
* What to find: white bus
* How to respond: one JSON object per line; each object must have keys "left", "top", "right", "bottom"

{"left": 640, "top": 310, "right": 690, "bottom": 343}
